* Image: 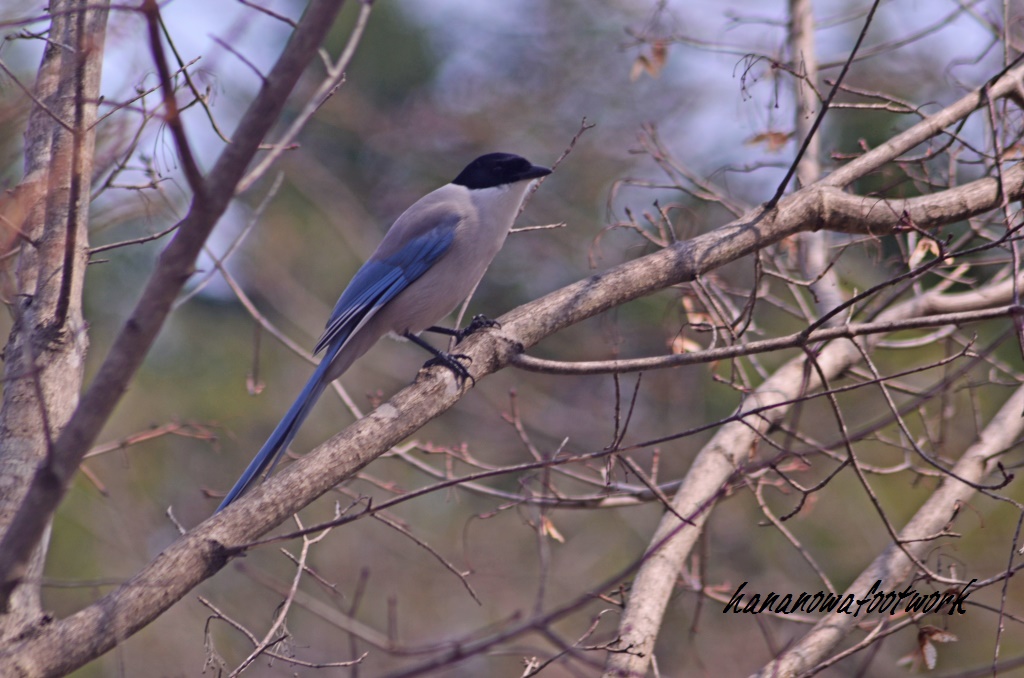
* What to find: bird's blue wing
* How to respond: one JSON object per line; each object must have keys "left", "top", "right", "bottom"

{"left": 217, "top": 218, "right": 459, "bottom": 512}
{"left": 314, "top": 217, "right": 458, "bottom": 355}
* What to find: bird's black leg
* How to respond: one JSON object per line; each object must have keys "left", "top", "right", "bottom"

{"left": 425, "top": 314, "right": 502, "bottom": 344}
{"left": 403, "top": 332, "right": 474, "bottom": 384}
{"left": 423, "top": 325, "right": 461, "bottom": 339}
{"left": 463, "top": 313, "right": 501, "bottom": 336}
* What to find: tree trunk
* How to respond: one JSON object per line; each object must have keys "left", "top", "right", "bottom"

{"left": 0, "top": 0, "right": 108, "bottom": 642}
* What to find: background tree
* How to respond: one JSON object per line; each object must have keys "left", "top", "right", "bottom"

{"left": 1, "top": 0, "right": 1023, "bottom": 676}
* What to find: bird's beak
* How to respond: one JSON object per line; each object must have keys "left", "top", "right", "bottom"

{"left": 519, "top": 164, "right": 552, "bottom": 181}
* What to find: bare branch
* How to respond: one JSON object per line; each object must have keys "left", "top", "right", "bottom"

{"left": 513, "top": 305, "right": 1022, "bottom": 375}
{"left": 754, "top": 384, "right": 1024, "bottom": 677}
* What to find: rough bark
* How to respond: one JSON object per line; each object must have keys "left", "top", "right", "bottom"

{"left": 0, "top": 0, "right": 108, "bottom": 642}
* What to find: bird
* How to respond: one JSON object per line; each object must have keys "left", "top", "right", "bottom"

{"left": 216, "top": 153, "right": 551, "bottom": 511}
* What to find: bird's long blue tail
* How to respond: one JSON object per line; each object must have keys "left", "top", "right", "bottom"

{"left": 216, "top": 348, "right": 339, "bottom": 512}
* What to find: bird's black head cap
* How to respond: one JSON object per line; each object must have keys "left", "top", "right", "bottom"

{"left": 452, "top": 153, "right": 551, "bottom": 189}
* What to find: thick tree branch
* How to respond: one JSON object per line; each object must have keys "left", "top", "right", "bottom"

{"left": 789, "top": 0, "right": 846, "bottom": 318}
{"left": 0, "top": 0, "right": 107, "bottom": 641}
